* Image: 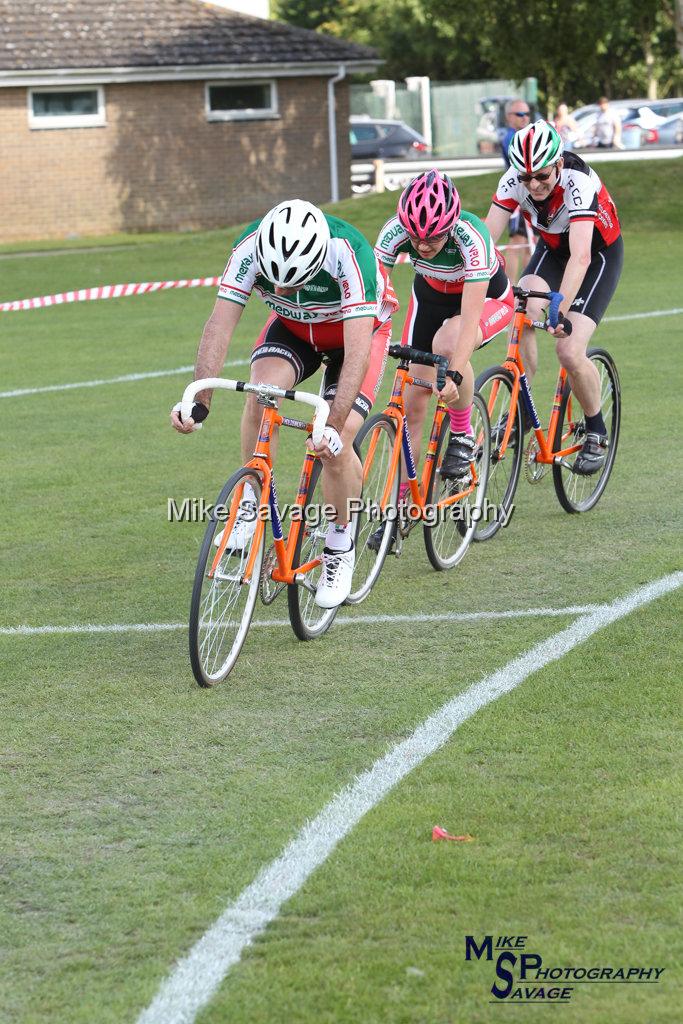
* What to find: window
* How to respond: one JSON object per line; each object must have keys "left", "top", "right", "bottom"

{"left": 28, "top": 87, "right": 105, "bottom": 129}
{"left": 350, "top": 124, "right": 383, "bottom": 143}
{"left": 206, "top": 81, "right": 278, "bottom": 121}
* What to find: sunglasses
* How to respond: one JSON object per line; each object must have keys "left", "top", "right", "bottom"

{"left": 512, "top": 110, "right": 531, "bottom": 117}
{"left": 518, "top": 166, "right": 557, "bottom": 184}
{"left": 407, "top": 231, "right": 449, "bottom": 245}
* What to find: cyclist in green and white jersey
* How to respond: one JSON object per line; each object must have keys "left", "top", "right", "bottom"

{"left": 171, "top": 200, "right": 398, "bottom": 608}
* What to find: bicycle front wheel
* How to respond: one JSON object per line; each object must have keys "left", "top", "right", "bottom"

{"left": 347, "top": 413, "right": 399, "bottom": 604}
{"left": 473, "top": 365, "right": 523, "bottom": 542}
{"left": 189, "top": 467, "right": 265, "bottom": 687}
{"left": 552, "top": 348, "right": 621, "bottom": 513}
{"left": 423, "top": 393, "right": 491, "bottom": 571}
{"left": 287, "top": 458, "right": 338, "bottom": 641}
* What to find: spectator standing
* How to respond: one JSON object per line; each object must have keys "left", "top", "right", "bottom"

{"left": 589, "top": 97, "right": 624, "bottom": 149}
{"left": 554, "top": 103, "right": 580, "bottom": 149}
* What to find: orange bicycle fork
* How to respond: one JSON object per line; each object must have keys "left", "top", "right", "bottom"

{"left": 209, "top": 400, "right": 321, "bottom": 586}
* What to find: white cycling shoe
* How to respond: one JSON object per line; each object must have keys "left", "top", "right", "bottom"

{"left": 314, "top": 546, "right": 355, "bottom": 608}
{"left": 214, "top": 504, "right": 257, "bottom": 552}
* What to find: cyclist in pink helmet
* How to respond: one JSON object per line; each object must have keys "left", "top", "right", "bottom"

{"left": 374, "top": 169, "right": 513, "bottom": 513}
{"left": 398, "top": 168, "right": 462, "bottom": 239}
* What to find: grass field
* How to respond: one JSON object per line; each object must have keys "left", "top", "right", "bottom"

{"left": 1, "top": 160, "right": 682, "bottom": 1024}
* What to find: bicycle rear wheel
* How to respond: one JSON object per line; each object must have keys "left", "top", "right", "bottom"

{"left": 189, "top": 467, "right": 265, "bottom": 687}
{"left": 473, "top": 365, "right": 523, "bottom": 541}
{"left": 423, "top": 393, "right": 491, "bottom": 571}
{"left": 347, "top": 413, "right": 399, "bottom": 604}
{"left": 552, "top": 348, "right": 621, "bottom": 513}
{"left": 287, "top": 458, "right": 338, "bottom": 640}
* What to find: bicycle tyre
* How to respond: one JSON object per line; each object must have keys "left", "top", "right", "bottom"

{"left": 287, "top": 458, "right": 338, "bottom": 641}
{"left": 346, "top": 413, "right": 399, "bottom": 604}
{"left": 423, "top": 393, "right": 491, "bottom": 571}
{"left": 552, "top": 348, "right": 621, "bottom": 513}
{"left": 473, "top": 365, "right": 524, "bottom": 542}
{"left": 189, "top": 467, "right": 265, "bottom": 687}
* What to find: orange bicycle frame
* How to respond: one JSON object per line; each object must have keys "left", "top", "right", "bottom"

{"left": 492, "top": 306, "right": 583, "bottom": 465}
{"left": 209, "top": 402, "right": 321, "bottom": 586}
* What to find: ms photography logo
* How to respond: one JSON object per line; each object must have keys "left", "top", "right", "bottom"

{"left": 464, "top": 934, "right": 665, "bottom": 1004}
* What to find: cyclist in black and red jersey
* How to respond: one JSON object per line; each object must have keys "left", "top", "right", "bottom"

{"left": 485, "top": 120, "right": 624, "bottom": 474}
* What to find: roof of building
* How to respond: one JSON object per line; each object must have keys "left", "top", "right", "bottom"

{"left": 0, "top": 0, "right": 378, "bottom": 72}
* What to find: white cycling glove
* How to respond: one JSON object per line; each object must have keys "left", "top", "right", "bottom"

{"left": 172, "top": 401, "right": 203, "bottom": 430}
{"left": 321, "top": 425, "right": 343, "bottom": 456}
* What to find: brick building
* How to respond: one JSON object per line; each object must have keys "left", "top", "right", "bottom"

{"left": 0, "top": 0, "right": 378, "bottom": 242}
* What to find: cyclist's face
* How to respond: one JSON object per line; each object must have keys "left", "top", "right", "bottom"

{"left": 274, "top": 285, "right": 299, "bottom": 297}
{"left": 407, "top": 232, "right": 449, "bottom": 258}
{"left": 522, "top": 160, "right": 561, "bottom": 199}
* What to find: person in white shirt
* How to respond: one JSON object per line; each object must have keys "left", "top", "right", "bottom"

{"left": 589, "top": 97, "right": 624, "bottom": 149}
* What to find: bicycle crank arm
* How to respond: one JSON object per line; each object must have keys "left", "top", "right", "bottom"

{"left": 294, "top": 574, "right": 319, "bottom": 595}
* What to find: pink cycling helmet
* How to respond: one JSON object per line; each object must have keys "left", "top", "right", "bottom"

{"left": 397, "top": 169, "right": 461, "bottom": 240}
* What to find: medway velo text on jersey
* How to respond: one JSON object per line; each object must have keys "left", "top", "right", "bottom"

{"left": 374, "top": 210, "right": 499, "bottom": 294}
{"left": 218, "top": 214, "right": 398, "bottom": 340}
{"left": 492, "top": 152, "right": 621, "bottom": 257}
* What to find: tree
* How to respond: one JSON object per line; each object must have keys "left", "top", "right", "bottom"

{"left": 274, "top": 0, "right": 682, "bottom": 106}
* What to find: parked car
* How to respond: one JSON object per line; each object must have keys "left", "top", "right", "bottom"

{"left": 349, "top": 116, "right": 430, "bottom": 160}
{"left": 636, "top": 112, "right": 683, "bottom": 147}
{"left": 569, "top": 98, "right": 683, "bottom": 149}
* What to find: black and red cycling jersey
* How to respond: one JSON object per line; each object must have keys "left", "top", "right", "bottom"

{"left": 492, "top": 151, "right": 621, "bottom": 257}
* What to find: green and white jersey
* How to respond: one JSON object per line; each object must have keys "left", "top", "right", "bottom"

{"left": 218, "top": 214, "right": 398, "bottom": 331}
{"left": 374, "top": 211, "right": 498, "bottom": 294}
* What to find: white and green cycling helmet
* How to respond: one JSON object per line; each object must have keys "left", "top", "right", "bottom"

{"left": 255, "top": 199, "right": 330, "bottom": 288}
{"left": 508, "top": 120, "right": 563, "bottom": 175}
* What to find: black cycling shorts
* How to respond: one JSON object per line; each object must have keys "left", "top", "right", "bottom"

{"left": 402, "top": 262, "right": 513, "bottom": 352}
{"left": 250, "top": 316, "right": 389, "bottom": 420}
{"left": 523, "top": 235, "right": 624, "bottom": 325}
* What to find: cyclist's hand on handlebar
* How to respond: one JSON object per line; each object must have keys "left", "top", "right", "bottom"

{"left": 170, "top": 400, "right": 209, "bottom": 434}
{"left": 546, "top": 317, "right": 573, "bottom": 339}
{"left": 310, "top": 424, "right": 344, "bottom": 461}
{"left": 433, "top": 376, "right": 459, "bottom": 404}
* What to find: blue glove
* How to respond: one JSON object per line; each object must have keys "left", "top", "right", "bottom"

{"left": 548, "top": 292, "right": 563, "bottom": 329}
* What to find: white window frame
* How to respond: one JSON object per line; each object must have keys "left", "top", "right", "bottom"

{"left": 28, "top": 85, "right": 106, "bottom": 130}
{"left": 205, "top": 80, "right": 278, "bottom": 122}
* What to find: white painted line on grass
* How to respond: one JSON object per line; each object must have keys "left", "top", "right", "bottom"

{"left": 137, "top": 571, "right": 682, "bottom": 1024}
{"left": 0, "top": 604, "right": 602, "bottom": 637}
{"left": 2, "top": 308, "right": 681, "bottom": 400}
{"left": 0, "top": 359, "right": 249, "bottom": 399}
{"left": 602, "top": 307, "right": 683, "bottom": 323}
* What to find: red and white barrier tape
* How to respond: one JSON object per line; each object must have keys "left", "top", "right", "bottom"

{"left": 0, "top": 276, "right": 221, "bottom": 313}
{"left": 1, "top": 251, "right": 530, "bottom": 313}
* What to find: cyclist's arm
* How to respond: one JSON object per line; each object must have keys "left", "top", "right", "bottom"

{"left": 193, "top": 298, "right": 244, "bottom": 408}
{"left": 328, "top": 316, "right": 373, "bottom": 431}
{"left": 484, "top": 203, "right": 511, "bottom": 244}
{"left": 555, "top": 220, "right": 594, "bottom": 321}
{"left": 437, "top": 279, "right": 488, "bottom": 380}
{"left": 171, "top": 298, "right": 244, "bottom": 433}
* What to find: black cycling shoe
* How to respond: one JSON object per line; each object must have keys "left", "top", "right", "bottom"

{"left": 573, "top": 432, "right": 608, "bottom": 475}
{"left": 439, "top": 432, "right": 476, "bottom": 482}
{"left": 367, "top": 520, "right": 397, "bottom": 552}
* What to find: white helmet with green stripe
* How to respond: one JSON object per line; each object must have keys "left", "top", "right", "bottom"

{"left": 508, "top": 120, "right": 563, "bottom": 174}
